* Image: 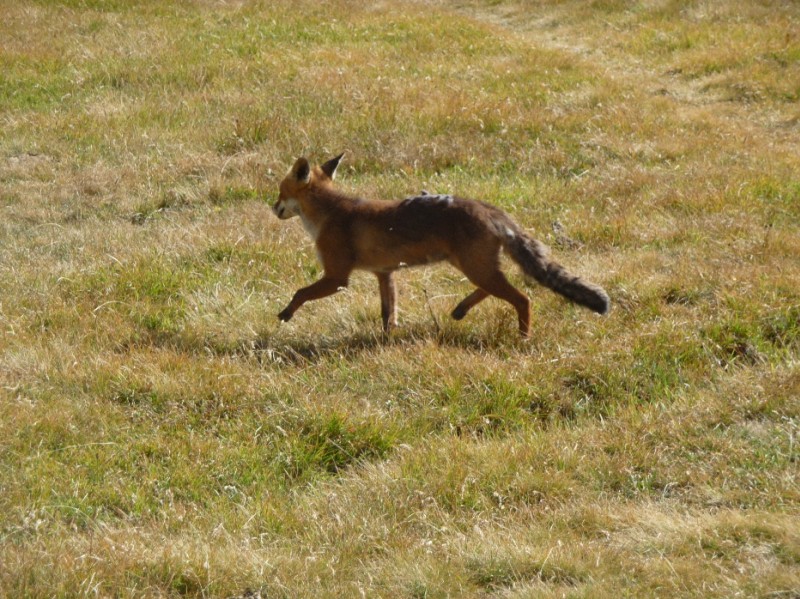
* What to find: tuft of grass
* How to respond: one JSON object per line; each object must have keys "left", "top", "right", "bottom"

{"left": 282, "top": 412, "right": 397, "bottom": 479}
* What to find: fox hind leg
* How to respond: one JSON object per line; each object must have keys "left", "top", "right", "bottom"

{"left": 451, "top": 241, "right": 531, "bottom": 336}
{"left": 459, "top": 265, "right": 530, "bottom": 337}
{"left": 478, "top": 273, "right": 530, "bottom": 337}
{"left": 451, "top": 288, "right": 488, "bottom": 321}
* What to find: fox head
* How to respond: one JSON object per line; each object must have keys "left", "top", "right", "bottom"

{"left": 273, "top": 153, "right": 344, "bottom": 220}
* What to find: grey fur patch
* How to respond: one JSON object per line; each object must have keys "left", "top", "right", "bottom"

{"left": 403, "top": 193, "right": 454, "bottom": 206}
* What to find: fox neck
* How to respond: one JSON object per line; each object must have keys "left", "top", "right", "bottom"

{"left": 298, "top": 210, "right": 321, "bottom": 240}
{"left": 296, "top": 185, "right": 354, "bottom": 241}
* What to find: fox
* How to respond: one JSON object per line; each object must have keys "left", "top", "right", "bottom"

{"left": 272, "top": 153, "right": 610, "bottom": 337}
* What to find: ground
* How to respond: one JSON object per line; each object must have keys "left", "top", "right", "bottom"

{"left": 1, "top": 0, "right": 798, "bottom": 597}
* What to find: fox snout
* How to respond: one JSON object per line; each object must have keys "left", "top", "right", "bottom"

{"left": 273, "top": 197, "right": 294, "bottom": 220}
{"left": 273, "top": 194, "right": 302, "bottom": 219}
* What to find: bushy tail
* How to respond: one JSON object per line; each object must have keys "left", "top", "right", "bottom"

{"left": 504, "top": 230, "right": 610, "bottom": 315}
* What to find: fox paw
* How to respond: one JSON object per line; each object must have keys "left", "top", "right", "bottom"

{"left": 277, "top": 308, "right": 293, "bottom": 322}
{"left": 451, "top": 306, "right": 467, "bottom": 321}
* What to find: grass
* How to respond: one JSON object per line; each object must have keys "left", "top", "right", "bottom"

{"left": 1, "top": 0, "right": 799, "bottom": 596}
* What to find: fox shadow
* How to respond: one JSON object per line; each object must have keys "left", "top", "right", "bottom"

{"left": 117, "top": 314, "right": 524, "bottom": 363}
{"left": 241, "top": 317, "right": 526, "bottom": 364}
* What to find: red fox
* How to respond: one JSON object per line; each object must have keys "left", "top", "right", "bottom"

{"left": 272, "top": 154, "right": 610, "bottom": 337}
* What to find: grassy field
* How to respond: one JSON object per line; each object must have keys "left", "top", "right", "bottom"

{"left": 1, "top": 0, "right": 798, "bottom": 596}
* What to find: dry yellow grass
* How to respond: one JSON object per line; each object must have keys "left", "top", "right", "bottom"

{"left": 1, "top": 0, "right": 798, "bottom": 597}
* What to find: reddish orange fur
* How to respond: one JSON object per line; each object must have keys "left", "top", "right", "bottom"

{"left": 273, "top": 154, "right": 609, "bottom": 337}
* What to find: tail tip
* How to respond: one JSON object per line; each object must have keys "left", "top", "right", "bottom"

{"left": 593, "top": 291, "right": 611, "bottom": 315}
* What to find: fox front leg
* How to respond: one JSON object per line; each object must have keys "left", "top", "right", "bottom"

{"left": 376, "top": 272, "right": 397, "bottom": 333}
{"left": 278, "top": 275, "right": 349, "bottom": 322}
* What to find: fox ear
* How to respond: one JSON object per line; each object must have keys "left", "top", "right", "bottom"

{"left": 291, "top": 157, "right": 311, "bottom": 184}
{"left": 320, "top": 152, "right": 345, "bottom": 180}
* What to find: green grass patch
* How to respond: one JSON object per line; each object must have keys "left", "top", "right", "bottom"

{"left": 280, "top": 412, "right": 396, "bottom": 479}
